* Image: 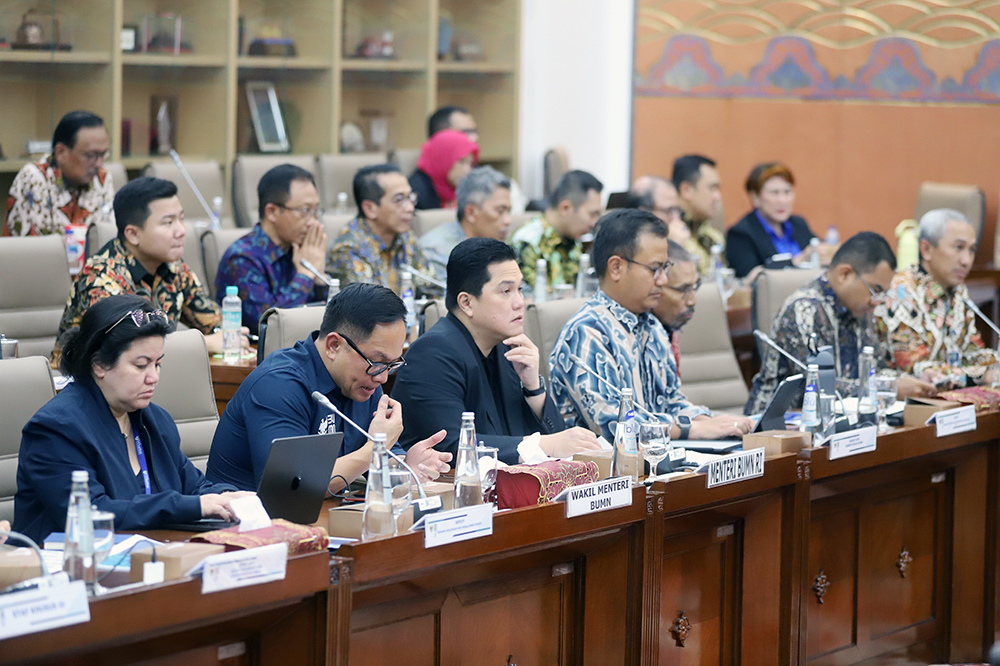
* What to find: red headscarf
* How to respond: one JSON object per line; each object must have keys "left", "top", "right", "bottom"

{"left": 416, "top": 129, "right": 479, "bottom": 207}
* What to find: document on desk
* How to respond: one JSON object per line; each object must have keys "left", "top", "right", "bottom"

{"left": 677, "top": 439, "right": 743, "bottom": 454}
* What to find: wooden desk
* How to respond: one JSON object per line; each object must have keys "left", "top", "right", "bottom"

{"left": 0, "top": 551, "right": 350, "bottom": 666}
{"left": 210, "top": 356, "right": 256, "bottom": 415}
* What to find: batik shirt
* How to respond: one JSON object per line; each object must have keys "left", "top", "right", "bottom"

{"left": 214, "top": 224, "right": 326, "bottom": 334}
{"left": 548, "top": 289, "right": 710, "bottom": 440}
{"left": 54, "top": 239, "right": 221, "bottom": 363}
{"left": 682, "top": 214, "right": 726, "bottom": 276}
{"left": 327, "top": 216, "right": 440, "bottom": 296}
{"left": 4, "top": 157, "right": 115, "bottom": 236}
{"left": 419, "top": 220, "right": 466, "bottom": 283}
{"left": 874, "top": 264, "right": 995, "bottom": 384}
{"left": 745, "top": 275, "right": 882, "bottom": 414}
{"left": 509, "top": 214, "right": 581, "bottom": 290}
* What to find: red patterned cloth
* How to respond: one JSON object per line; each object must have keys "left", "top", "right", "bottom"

{"left": 496, "top": 459, "right": 600, "bottom": 509}
{"left": 191, "top": 518, "right": 328, "bottom": 555}
{"left": 936, "top": 386, "right": 1000, "bottom": 411}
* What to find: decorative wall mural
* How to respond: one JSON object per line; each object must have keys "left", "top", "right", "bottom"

{"left": 635, "top": 0, "right": 1000, "bottom": 103}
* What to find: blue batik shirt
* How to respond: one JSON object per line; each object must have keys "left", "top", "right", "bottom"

{"left": 548, "top": 289, "right": 710, "bottom": 440}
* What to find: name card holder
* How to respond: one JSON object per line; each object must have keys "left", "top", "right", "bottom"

{"left": 555, "top": 476, "right": 633, "bottom": 518}
{"left": 0, "top": 579, "right": 89, "bottom": 640}
{"left": 827, "top": 426, "right": 877, "bottom": 460}
{"left": 926, "top": 404, "right": 976, "bottom": 438}
{"left": 700, "top": 447, "right": 766, "bottom": 488}
{"left": 422, "top": 503, "right": 493, "bottom": 549}
{"left": 200, "top": 543, "right": 287, "bottom": 594}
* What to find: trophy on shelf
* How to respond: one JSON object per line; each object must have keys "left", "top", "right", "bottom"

{"left": 141, "top": 14, "right": 192, "bottom": 55}
{"left": 353, "top": 31, "right": 394, "bottom": 59}
{"left": 14, "top": 9, "right": 71, "bottom": 51}
{"left": 246, "top": 22, "right": 296, "bottom": 57}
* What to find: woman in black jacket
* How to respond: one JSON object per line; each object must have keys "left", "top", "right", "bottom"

{"left": 14, "top": 295, "right": 249, "bottom": 542}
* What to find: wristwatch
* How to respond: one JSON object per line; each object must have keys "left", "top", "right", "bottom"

{"left": 522, "top": 375, "right": 546, "bottom": 397}
{"left": 676, "top": 414, "right": 692, "bottom": 440}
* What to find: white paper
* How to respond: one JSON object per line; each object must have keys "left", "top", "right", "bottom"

{"left": 423, "top": 503, "right": 493, "bottom": 548}
{"left": 0, "top": 580, "right": 90, "bottom": 640}
{"left": 230, "top": 495, "right": 271, "bottom": 533}
{"left": 200, "top": 543, "right": 287, "bottom": 594}
{"left": 927, "top": 404, "right": 976, "bottom": 437}
{"left": 596, "top": 436, "right": 613, "bottom": 451}
{"left": 827, "top": 425, "right": 877, "bottom": 460}
{"left": 516, "top": 432, "right": 548, "bottom": 464}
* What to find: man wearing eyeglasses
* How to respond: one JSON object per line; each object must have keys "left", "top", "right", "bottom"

{"left": 653, "top": 241, "right": 701, "bottom": 374}
{"left": 549, "top": 209, "right": 754, "bottom": 442}
{"left": 4, "top": 110, "right": 115, "bottom": 237}
{"left": 746, "top": 231, "right": 937, "bottom": 415}
{"left": 215, "top": 164, "right": 329, "bottom": 333}
{"left": 625, "top": 175, "right": 690, "bottom": 246}
{"left": 327, "top": 163, "right": 439, "bottom": 296}
{"left": 206, "top": 282, "right": 452, "bottom": 493}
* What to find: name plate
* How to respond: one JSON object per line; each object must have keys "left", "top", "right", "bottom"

{"left": 424, "top": 503, "right": 493, "bottom": 549}
{"left": 201, "top": 542, "right": 287, "bottom": 594}
{"left": 0, "top": 580, "right": 89, "bottom": 640}
{"left": 827, "top": 426, "right": 877, "bottom": 460}
{"left": 558, "top": 476, "right": 633, "bottom": 518}
{"left": 704, "top": 447, "right": 765, "bottom": 488}
{"left": 926, "top": 404, "right": 976, "bottom": 437}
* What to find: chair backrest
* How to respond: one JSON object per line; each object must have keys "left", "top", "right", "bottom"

{"left": 183, "top": 222, "right": 211, "bottom": 291}
{"left": 751, "top": 268, "right": 824, "bottom": 339}
{"left": 524, "top": 298, "right": 586, "bottom": 380}
{"left": 315, "top": 152, "right": 387, "bottom": 211}
{"left": 411, "top": 208, "right": 457, "bottom": 237}
{"left": 201, "top": 228, "right": 251, "bottom": 300}
{"left": 676, "top": 283, "right": 749, "bottom": 413}
{"left": 0, "top": 357, "right": 55, "bottom": 524}
{"left": 156, "top": 329, "right": 218, "bottom": 471}
{"left": 257, "top": 305, "right": 325, "bottom": 363}
{"left": 508, "top": 211, "right": 534, "bottom": 240}
{"left": 232, "top": 155, "right": 318, "bottom": 228}
{"left": 144, "top": 159, "right": 233, "bottom": 227}
{"left": 321, "top": 212, "right": 356, "bottom": 243}
{"left": 104, "top": 161, "right": 128, "bottom": 191}
{"left": 390, "top": 148, "right": 420, "bottom": 180}
{"left": 542, "top": 147, "right": 569, "bottom": 198}
{"left": 0, "top": 235, "right": 72, "bottom": 358}
{"left": 421, "top": 299, "right": 446, "bottom": 335}
{"left": 85, "top": 219, "right": 117, "bottom": 257}
{"left": 914, "top": 181, "right": 985, "bottom": 241}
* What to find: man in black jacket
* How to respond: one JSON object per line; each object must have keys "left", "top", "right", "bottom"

{"left": 392, "top": 238, "right": 600, "bottom": 463}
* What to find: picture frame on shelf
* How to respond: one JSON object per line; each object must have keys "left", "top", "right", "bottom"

{"left": 121, "top": 25, "right": 138, "bottom": 53}
{"left": 246, "top": 82, "right": 290, "bottom": 153}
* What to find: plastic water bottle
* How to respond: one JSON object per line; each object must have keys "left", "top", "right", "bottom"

{"left": 211, "top": 196, "right": 224, "bottom": 231}
{"left": 222, "top": 285, "right": 242, "bottom": 364}
{"left": 335, "top": 192, "right": 349, "bottom": 215}
{"left": 612, "top": 388, "right": 638, "bottom": 483}
{"left": 361, "top": 433, "right": 395, "bottom": 541}
{"left": 707, "top": 245, "right": 722, "bottom": 280}
{"left": 534, "top": 258, "right": 548, "bottom": 304}
{"left": 825, "top": 226, "right": 840, "bottom": 246}
{"left": 400, "top": 271, "right": 417, "bottom": 340}
{"left": 64, "top": 470, "right": 96, "bottom": 593}
{"left": 800, "top": 364, "right": 821, "bottom": 435}
{"left": 857, "top": 345, "right": 878, "bottom": 426}
{"left": 453, "top": 412, "right": 483, "bottom": 509}
{"left": 326, "top": 277, "right": 340, "bottom": 304}
{"left": 576, "top": 253, "right": 591, "bottom": 298}
{"left": 807, "top": 237, "right": 822, "bottom": 268}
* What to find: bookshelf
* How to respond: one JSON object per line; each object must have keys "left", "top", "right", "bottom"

{"left": 0, "top": 0, "right": 520, "bottom": 224}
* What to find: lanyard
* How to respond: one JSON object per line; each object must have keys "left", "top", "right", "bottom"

{"left": 134, "top": 430, "right": 151, "bottom": 495}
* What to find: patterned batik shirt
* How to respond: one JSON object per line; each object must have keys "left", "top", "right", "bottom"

{"left": 548, "top": 289, "right": 710, "bottom": 441}
{"left": 327, "top": 216, "right": 441, "bottom": 297}
{"left": 418, "top": 220, "right": 466, "bottom": 283}
{"left": 745, "top": 275, "right": 882, "bottom": 414}
{"left": 682, "top": 216, "right": 727, "bottom": 277}
{"left": 214, "top": 224, "right": 326, "bottom": 334}
{"left": 53, "top": 239, "right": 221, "bottom": 364}
{"left": 508, "top": 214, "right": 581, "bottom": 290}
{"left": 3, "top": 157, "right": 115, "bottom": 236}
{"left": 874, "top": 264, "right": 995, "bottom": 384}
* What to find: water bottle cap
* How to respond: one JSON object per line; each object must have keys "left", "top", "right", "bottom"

{"left": 621, "top": 388, "right": 633, "bottom": 396}
{"left": 371, "top": 433, "right": 387, "bottom": 442}
{"left": 461, "top": 411, "right": 475, "bottom": 419}
{"left": 330, "top": 278, "right": 340, "bottom": 287}
{"left": 401, "top": 271, "right": 412, "bottom": 280}
{"left": 71, "top": 470, "right": 89, "bottom": 482}
{"left": 226, "top": 285, "right": 238, "bottom": 296}
{"left": 807, "top": 363, "right": 819, "bottom": 370}
{"left": 212, "top": 196, "right": 223, "bottom": 205}
{"left": 862, "top": 345, "right": 874, "bottom": 354}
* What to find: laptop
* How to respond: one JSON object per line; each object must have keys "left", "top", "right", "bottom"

{"left": 163, "top": 432, "right": 342, "bottom": 531}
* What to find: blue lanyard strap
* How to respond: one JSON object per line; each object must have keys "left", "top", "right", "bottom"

{"left": 133, "top": 430, "right": 151, "bottom": 495}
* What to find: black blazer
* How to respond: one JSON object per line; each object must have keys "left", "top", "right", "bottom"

{"left": 391, "top": 313, "right": 565, "bottom": 464}
{"left": 409, "top": 169, "right": 442, "bottom": 210}
{"left": 725, "top": 211, "right": 815, "bottom": 278}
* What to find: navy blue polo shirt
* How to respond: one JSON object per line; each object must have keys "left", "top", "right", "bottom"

{"left": 205, "top": 333, "right": 383, "bottom": 491}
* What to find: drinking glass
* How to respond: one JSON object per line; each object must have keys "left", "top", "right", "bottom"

{"left": 875, "top": 373, "right": 898, "bottom": 433}
{"left": 476, "top": 446, "right": 499, "bottom": 506}
{"left": 638, "top": 422, "right": 671, "bottom": 482}
{"left": 717, "top": 267, "right": 738, "bottom": 304}
{"left": 387, "top": 462, "right": 412, "bottom": 536}
{"left": 91, "top": 510, "right": 116, "bottom": 594}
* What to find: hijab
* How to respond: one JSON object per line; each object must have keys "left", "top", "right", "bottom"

{"left": 415, "top": 129, "right": 479, "bottom": 207}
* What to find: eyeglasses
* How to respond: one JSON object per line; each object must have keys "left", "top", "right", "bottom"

{"left": 275, "top": 203, "right": 324, "bottom": 219}
{"left": 623, "top": 257, "right": 673, "bottom": 280}
{"left": 664, "top": 279, "right": 701, "bottom": 296}
{"left": 855, "top": 269, "right": 886, "bottom": 301}
{"left": 76, "top": 149, "right": 110, "bottom": 163}
{"left": 105, "top": 309, "right": 168, "bottom": 335}
{"left": 388, "top": 192, "right": 418, "bottom": 208}
{"left": 339, "top": 332, "right": 406, "bottom": 376}
{"left": 653, "top": 205, "right": 683, "bottom": 221}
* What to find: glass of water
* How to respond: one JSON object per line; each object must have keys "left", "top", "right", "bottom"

{"left": 387, "top": 462, "right": 412, "bottom": 536}
{"left": 638, "top": 422, "right": 671, "bottom": 482}
{"left": 91, "top": 510, "right": 116, "bottom": 594}
{"left": 476, "top": 446, "right": 499, "bottom": 506}
{"left": 875, "top": 373, "right": 898, "bottom": 433}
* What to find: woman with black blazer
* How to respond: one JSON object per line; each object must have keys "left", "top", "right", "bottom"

{"left": 725, "top": 162, "right": 830, "bottom": 279}
{"left": 14, "top": 295, "right": 249, "bottom": 542}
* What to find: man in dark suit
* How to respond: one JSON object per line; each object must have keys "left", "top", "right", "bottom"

{"left": 392, "top": 237, "right": 600, "bottom": 463}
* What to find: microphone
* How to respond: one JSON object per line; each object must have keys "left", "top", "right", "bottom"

{"left": 566, "top": 354, "right": 659, "bottom": 419}
{"left": 0, "top": 529, "right": 49, "bottom": 578}
{"left": 401, "top": 263, "right": 446, "bottom": 290}
{"left": 754, "top": 330, "right": 808, "bottom": 371}
{"left": 299, "top": 259, "right": 337, "bottom": 289}
{"left": 310, "top": 391, "right": 430, "bottom": 501}
{"left": 964, "top": 296, "right": 1000, "bottom": 341}
{"left": 168, "top": 150, "right": 217, "bottom": 226}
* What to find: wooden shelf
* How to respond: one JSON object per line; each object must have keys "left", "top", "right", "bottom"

{"left": 0, "top": 50, "right": 111, "bottom": 65}
{"left": 0, "top": 160, "right": 32, "bottom": 174}
{"left": 340, "top": 58, "right": 426, "bottom": 72}
{"left": 237, "top": 56, "right": 331, "bottom": 70}
{"left": 122, "top": 54, "right": 227, "bottom": 68}
{"left": 436, "top": 61, "right": 513, "bottom": 74}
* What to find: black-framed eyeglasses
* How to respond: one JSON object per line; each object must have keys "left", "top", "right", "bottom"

{"left": 274, "top": 203, "right": 324, "bottom": 219}
{"left": 664, "top": 279, "right": 701, "bottom": 296}
{"left": 855, "top": 268, "right": 886, "bottom": 301}
{"left": 388, "top": 192, "right": 418, "bottom": 208}
{"left": 339, "top": 332, "right": 406, "bottom": 376}
{"left": 623, "top": 257, "right": 673, "bottom": 280}
{"left": 105, "top": 309, "right": 168, "bottom": 336}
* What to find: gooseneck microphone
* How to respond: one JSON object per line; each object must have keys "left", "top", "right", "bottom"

{"left": 566, "top": 354, "right": 659, "bottom": 419}
{"left": 753, "top": 330, "right": 809, "bottom": 371}
{"left": 963, "top": 296, "right": 1000, "bottom": 341}
{"left": 299, "top": 259, "right": 337, "bottom": 289}
{"left": 169, "top": 150, "right": 216, "bottom": 224}
{"left": 401, "top": 263, "right": 446, "bottom": 290}
{"left": 311, "top": 391, "right": 429, "bottom": 500}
